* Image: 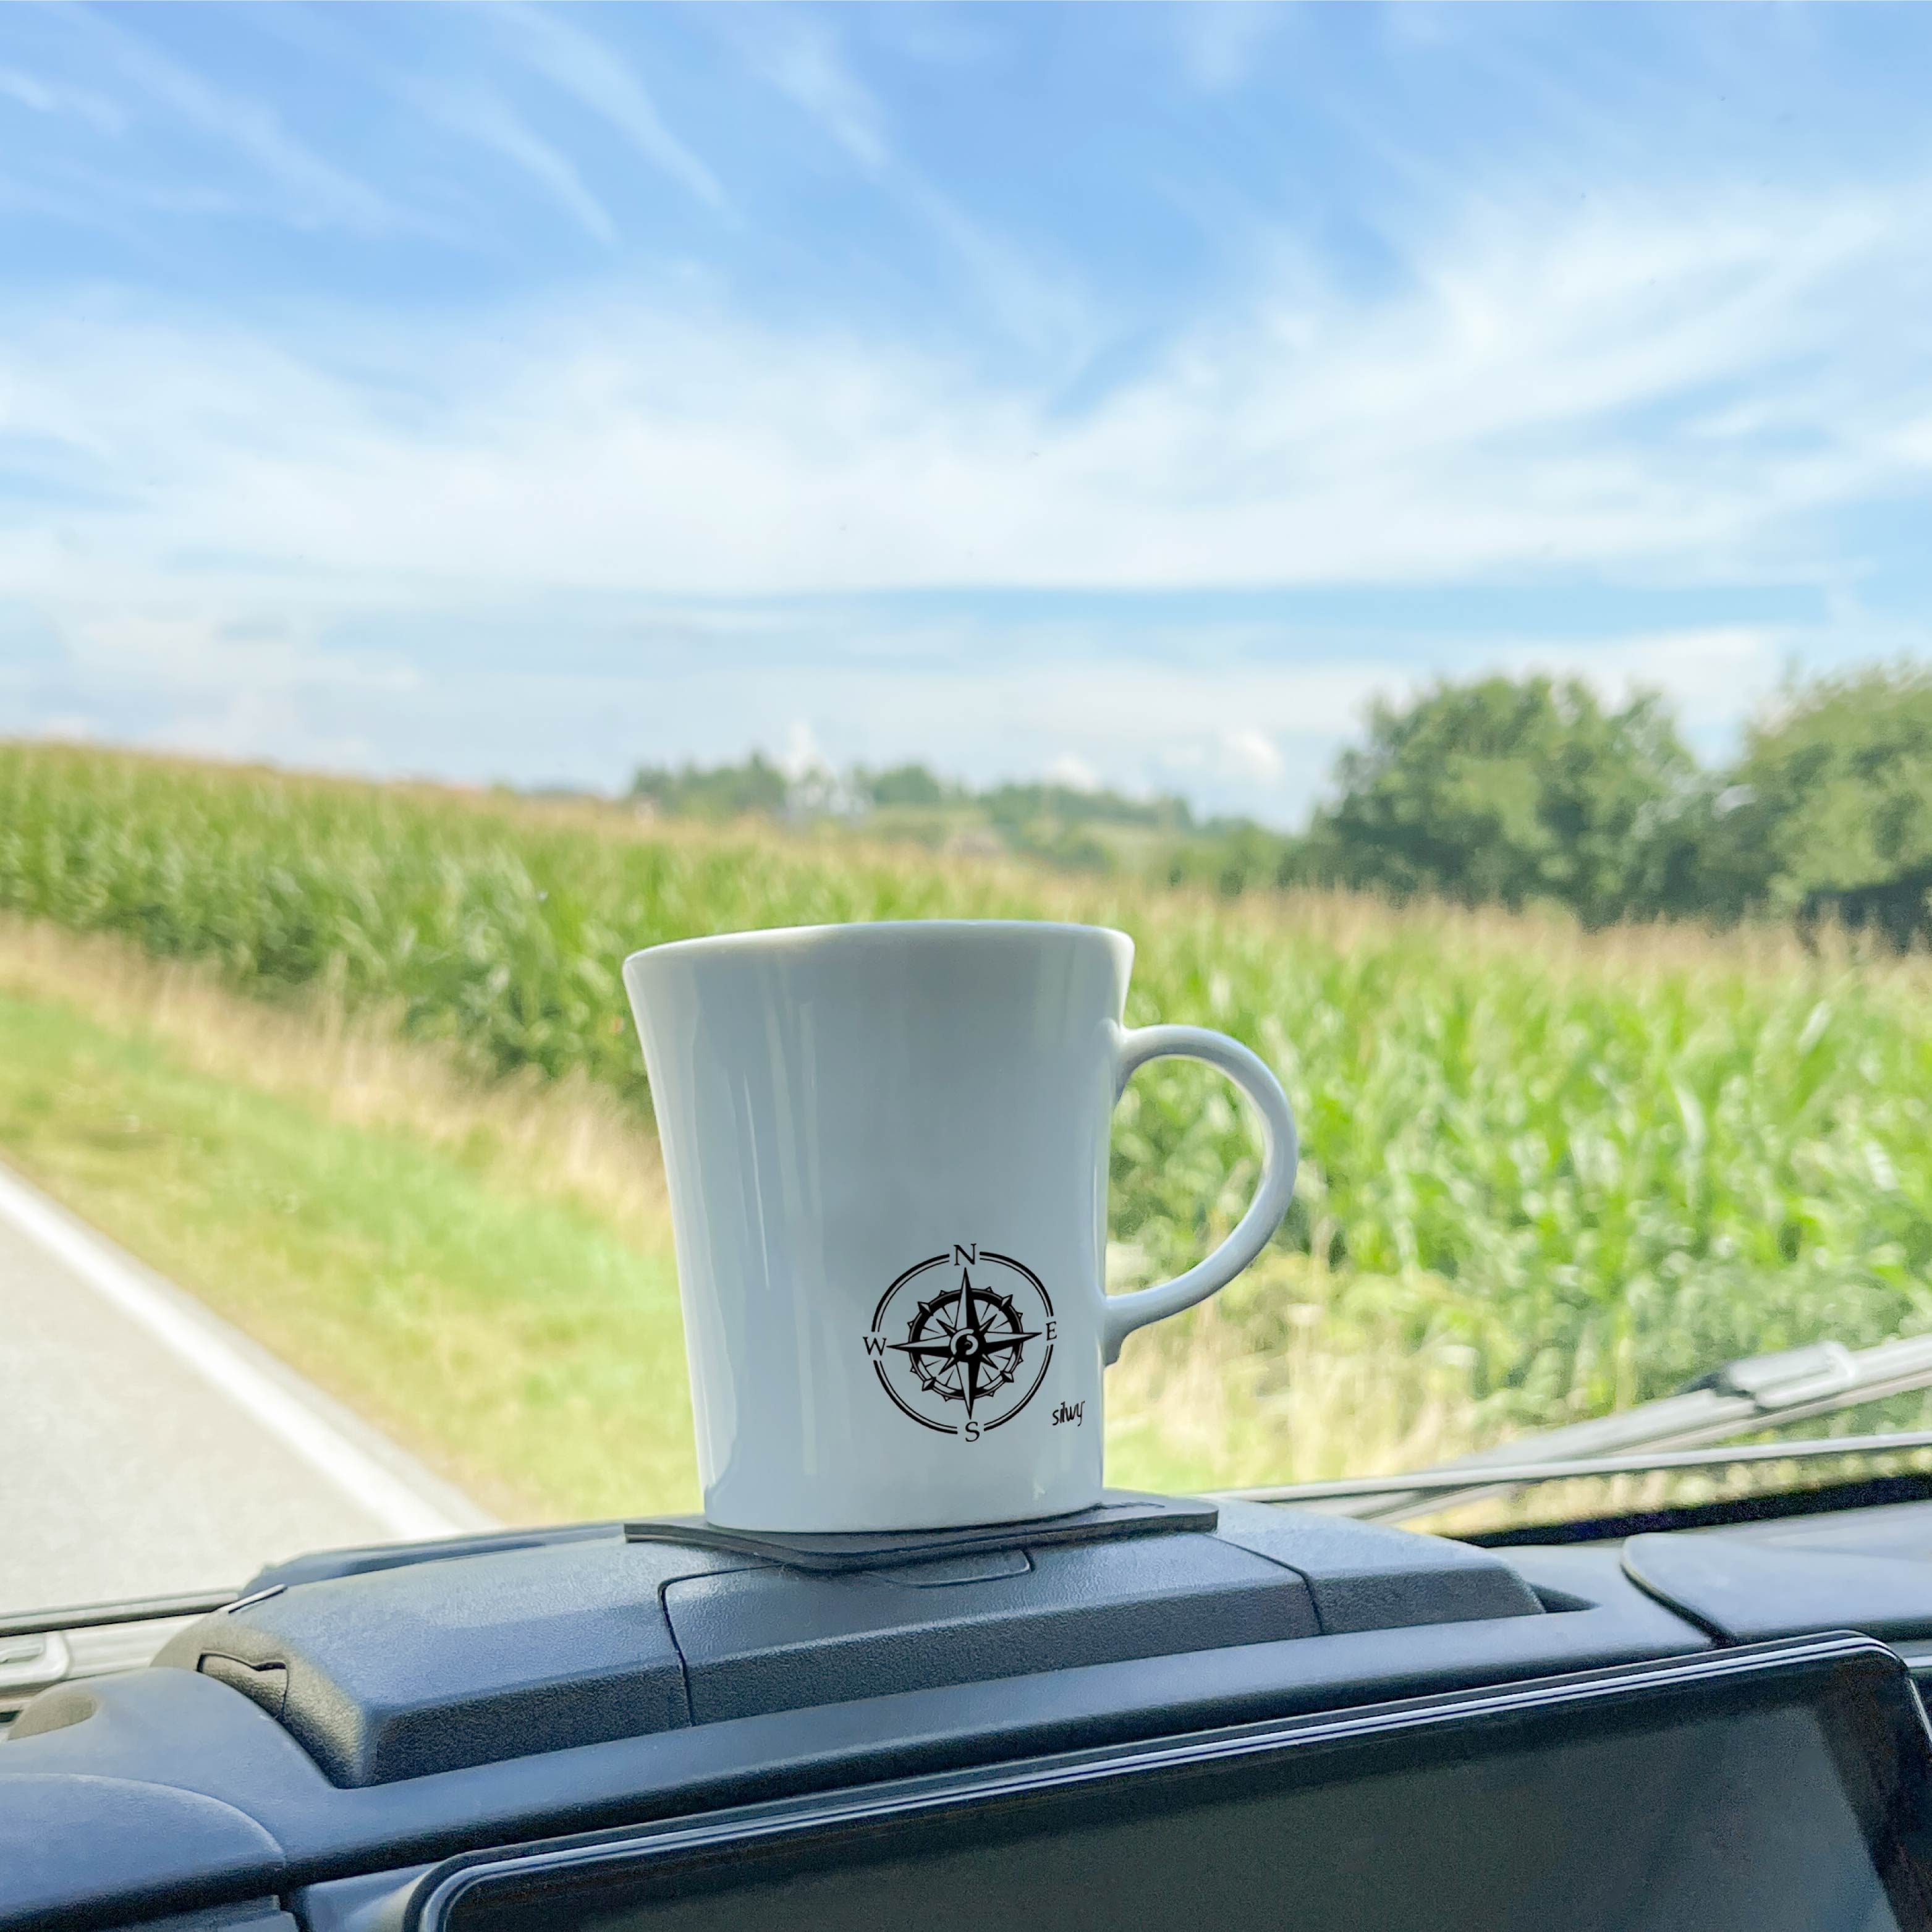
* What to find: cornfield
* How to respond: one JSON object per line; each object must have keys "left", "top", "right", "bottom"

{"left": 7, "top": 739, "right": 1932, "bottom": 1442}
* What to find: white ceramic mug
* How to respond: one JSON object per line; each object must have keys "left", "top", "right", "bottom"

{"left": 623, "top": 920, "right": 1297, "bottom": 1532}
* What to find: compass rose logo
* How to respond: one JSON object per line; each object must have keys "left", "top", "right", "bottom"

{"left": 864, "top": 1245, "right": 1056, "bottom": 1440}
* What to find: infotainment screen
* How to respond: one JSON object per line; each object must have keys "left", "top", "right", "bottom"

{"left": 415, "top": 1635, "right": 1932, "bottom": 1932}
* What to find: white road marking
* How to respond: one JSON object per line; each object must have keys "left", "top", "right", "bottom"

{"left": 0, "top": 1161, "right": 485, "bottom": 1549}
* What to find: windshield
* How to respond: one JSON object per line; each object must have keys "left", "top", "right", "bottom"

{"left": 4, "top": 4, "right": 1932, "bottom": 1619}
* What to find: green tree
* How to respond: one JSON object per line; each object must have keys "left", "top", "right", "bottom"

{"left": 861, "top": 763, "right": 949, "bottom": 808}
{"left": 628, "top": 754, "right": 788, "bottom": 819}
{"left": 1313, "top": 676, "right": 1700, "bottom": 926}
{"left": 1163, "top": 821, "right": 1303, "bottom": 897}
{"left": 1725, "top": 664, "right": 1932, "bottom": 920}
{"left": 980, "top": 782, "right": 1193, "bottom": 833}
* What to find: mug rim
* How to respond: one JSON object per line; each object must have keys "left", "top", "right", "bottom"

{"left": 624, "top": 917, "right": 1132, "bottom": 973}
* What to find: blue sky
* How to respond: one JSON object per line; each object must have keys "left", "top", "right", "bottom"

{"left": 2, "top": 4, "right": 1930, "bottom": 823}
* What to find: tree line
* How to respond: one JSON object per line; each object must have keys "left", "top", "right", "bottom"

{"left": 629, "top": 661, "right": 1932, "bottom": 938}
{"left": 1252, "top": 661, "right": 1932, "bottom": 936}
{"left": 628, "top": 753, "right": 1201, "bottom": 873}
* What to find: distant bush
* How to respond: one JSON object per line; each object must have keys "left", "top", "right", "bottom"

{"left": 1305, "top": 677, "right": 1701, "bottom": 928}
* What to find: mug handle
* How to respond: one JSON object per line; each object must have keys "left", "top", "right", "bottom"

{"left": 1101, "top": 1025, "right": 1299, "bottom": 1365}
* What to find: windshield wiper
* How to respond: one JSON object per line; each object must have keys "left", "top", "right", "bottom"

{"left": 11, "top": 1336, "right": 1932, "bottom": 1664}
{"left": 0, "top": 1590, "right": 239, "bottom": 1643}
{"left": 1222, "top": 1332, "right": 1932, "bottom": 1523}
{"left": 1220, "top": 1426, "right": 1932, "bottom": 1508}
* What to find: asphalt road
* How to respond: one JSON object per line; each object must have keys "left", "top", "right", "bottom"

{"left": 0, "top": 1161, "right": 493, "bottom": 1617}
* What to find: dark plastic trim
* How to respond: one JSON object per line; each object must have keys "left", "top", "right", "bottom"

{"left": 400, "top": 1633, "right": 1920, "bottom": 1932}
{"left": 242, "top": 1524, "right": 629, "bottom": 1595}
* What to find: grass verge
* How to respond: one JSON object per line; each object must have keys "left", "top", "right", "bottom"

{"left": 0, "top": 924, "right": 693, "bottom": 1523}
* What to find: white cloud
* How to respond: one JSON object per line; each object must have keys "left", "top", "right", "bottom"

{"left": 6, "top": 148, "right": 1930, "bottom": 818}
{"left": 52, "top": 608, "right": 417, "bottom": 711}
{"left": 1488, "top": 624, "right": 1781, "bottom": 715}
{"left": 778, "top": 719, "right": 826, "bottom": 779}
{"left": 1219, "top": 727, "right": 1285, "bottom": 783}
{"left": 158, "top": 686, "right": 378, "bottom": 773}
{"left": 1046, "top": 753, "right": 1101, "bottom": 792}
{"left": 9, "top": 594, "right": 1803, "bottom": 824}
{"left": 4, "top": 172, "right": 1926, "bottom": 617}
{"left": 27, "top": 713, "right": 100, "bottom": 741}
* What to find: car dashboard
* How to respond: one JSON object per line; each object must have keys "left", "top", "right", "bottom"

{"left": 8, "top": 1489, "right": 1932, "bottom": 1931}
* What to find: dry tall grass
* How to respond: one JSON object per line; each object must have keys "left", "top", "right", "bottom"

{"left": 0, "top": 913, "right": 669, "bottom": 1253}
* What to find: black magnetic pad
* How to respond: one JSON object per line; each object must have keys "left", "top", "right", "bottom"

{"left": 623, "top": 1490, "right": 1218, "bottom": 1573}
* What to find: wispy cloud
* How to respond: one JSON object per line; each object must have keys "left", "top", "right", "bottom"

{"left": 721, "top": 11, "right": 1090, "bottom": 358}
{"left": 501, "top": 6, "right": 726, "bottom": 212}
{"left": 1176, "top": 4, "right": 1282, "bottom": 93}
{"left": 0, "top": 64, "right": 124, "bottom": 133}
{"left": 417, "top": 85, "right": 617, "bottom": 245}
{"left": 65, "top": 9, "right": 397, "bottom": 232}
{"left": 742, "top": 11, "right": 891, "bottom": 171}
